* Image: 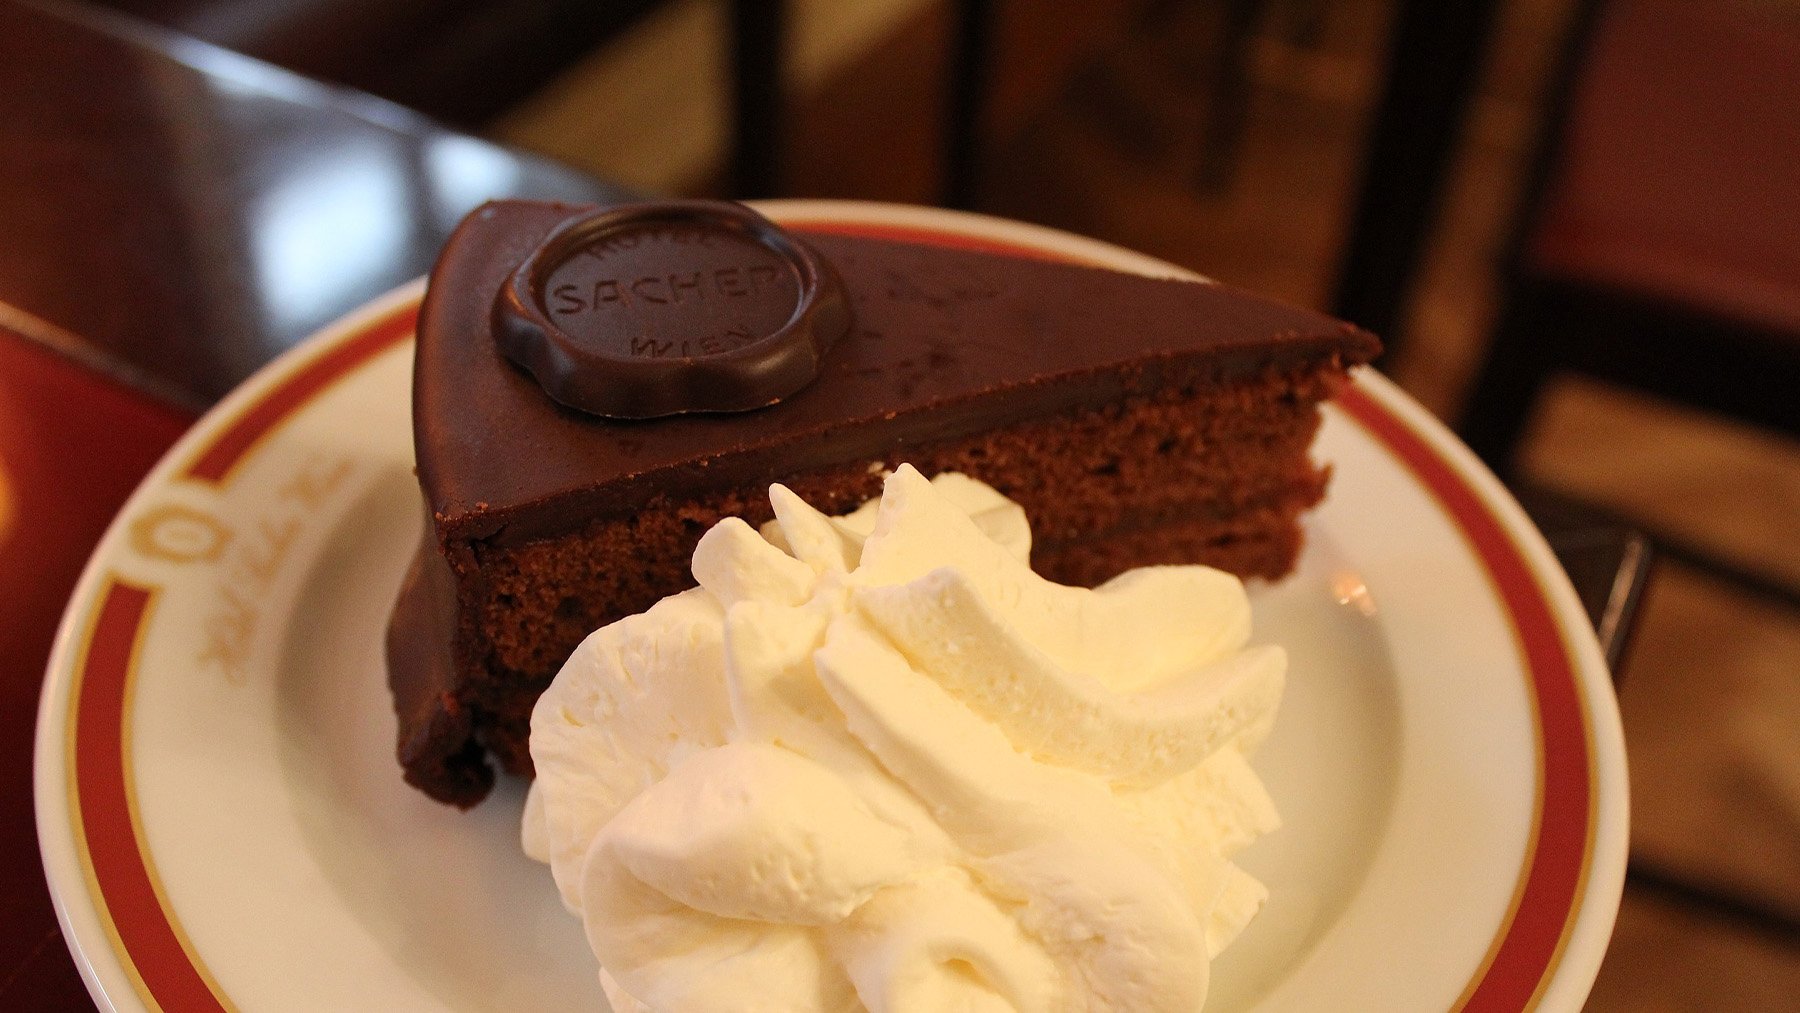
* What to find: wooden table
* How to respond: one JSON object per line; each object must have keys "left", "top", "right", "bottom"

{"left": 0, "top": 2, "right": 1645, "bottom": 1007}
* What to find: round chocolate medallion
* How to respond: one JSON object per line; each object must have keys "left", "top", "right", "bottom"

{"left": 493, "top": 200, "right": 850, "bottom": 418}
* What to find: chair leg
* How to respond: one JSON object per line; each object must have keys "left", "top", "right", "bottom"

{"left": 942, "top": 0, "right": 995, "bottom": 210}
{"left": 1195, "top": 0, "right": 1265, "bottom": 193}
{"left": 1457, "top": 289, "right": 1559, "bottom": 479}
{"left": 1328, "top": 0, "right": 1504, "bottom": 356}
{"left": 728, "top": 0, "right": 785, "bottom": 199}
{"left": 1276, "top": 0, "right": 1329, "bottom": 49}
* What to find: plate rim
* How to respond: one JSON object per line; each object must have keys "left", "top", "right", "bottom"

{"left": 33, "top": 199, "right": 1627, "bottom": 1011}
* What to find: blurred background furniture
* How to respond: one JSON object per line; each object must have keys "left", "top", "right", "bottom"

{"left": 1328, "top": 0, "right": 1503, "bottom": 350}
{"left": 1460, "top": 0, "right": 1800, "bottom": 464}
{"left": 942, "top": 0, "right": 1338, "bottom": 208}
{"left": 84, "top": 0, "right": 794, "bottom": 196}
{"left": 1457, "top": 0, "right": 1800, "bottom": 605}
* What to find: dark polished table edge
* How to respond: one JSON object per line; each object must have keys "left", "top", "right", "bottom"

{"left": 37, "top": 0, "right": 496, "bottom": 149}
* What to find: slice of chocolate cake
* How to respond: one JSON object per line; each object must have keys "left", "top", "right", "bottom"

{"left": 386, "top": 199, "right": 1379, "bottom": 806}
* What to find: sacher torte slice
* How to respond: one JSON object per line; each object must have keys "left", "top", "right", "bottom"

{"left": 386, "top": 199, "right": 1379, "bottom": 806}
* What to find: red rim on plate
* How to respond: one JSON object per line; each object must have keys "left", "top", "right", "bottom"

{"left": 52, "top": 219, "right": 1603, "bottom": 1012}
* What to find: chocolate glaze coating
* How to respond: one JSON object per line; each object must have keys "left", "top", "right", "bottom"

{"left": 389, "top": 199, "right": 1380, "bottom": 805}
{"left": 414, "top": 202, "right": 1377, "bottom": 547}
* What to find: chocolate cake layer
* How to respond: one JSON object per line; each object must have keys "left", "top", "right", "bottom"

{"left": 388, "top": 200, "right": 1379, "bottom": 806}
{"left": 413, "top": 204, "right": 1375, "bottom": 547}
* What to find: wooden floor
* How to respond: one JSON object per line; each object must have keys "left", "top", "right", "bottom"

{"left": 498, "top": 0, "right": 1800, "bottom": 1005}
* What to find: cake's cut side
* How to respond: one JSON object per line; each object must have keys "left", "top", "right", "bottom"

{"left": 478, "top": 362, "right": 1336, "bottom": 674}
{"left": 393, "top": 363, "right": 1343, "bottom": 805}
{"left": 386, "top": 199, "right": 1378, "bottom": 807}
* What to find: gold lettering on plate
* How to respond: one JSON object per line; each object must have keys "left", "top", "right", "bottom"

{"left": 195, "top": 455, "right": 354, "bottom": 686}
{"left": 196, "top": 584, "right": 256, "bottom": 687}
{"left": 130, "top": 504, "right": 233, "bottom": 563}
{"left": 279, "top": 456, "right": 353, "bottom": 510}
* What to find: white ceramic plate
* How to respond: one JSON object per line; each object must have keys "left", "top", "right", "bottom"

{"left": 35, "top": 201, "right": 1627, "bottom": 1011}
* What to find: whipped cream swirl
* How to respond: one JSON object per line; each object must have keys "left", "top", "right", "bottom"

{"left": 525, "top": 465, "right": 1283, "bottom": 1012}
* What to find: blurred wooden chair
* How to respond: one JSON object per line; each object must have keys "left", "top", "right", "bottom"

{"left": 942, "top": 0, "right": 1331, "bottom": 209}
{"left": 1458, "top": 0, "right": 1800, "bottom": 473}
{"left": 1329, "top": 0, "right": 1505, "bottom": 347}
